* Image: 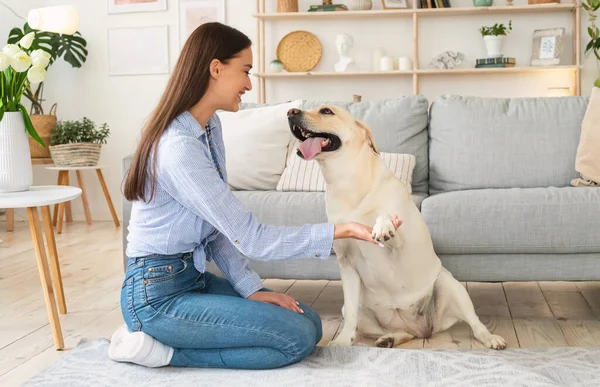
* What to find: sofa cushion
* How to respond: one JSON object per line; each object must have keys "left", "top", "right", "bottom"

{"left": 301, "top": 96, "right": 429, "bottom": 194}
{"left": 233, "top": 191, "right": 428, "bottom": 227}
{"left": 428, "top": 95, "right": 589, "bottom": 194}
{"left": 421, "top": 187, "right": 600, "bottom": 254}
{"left": 276, "top": 150, "right": 416, "bottom": 194}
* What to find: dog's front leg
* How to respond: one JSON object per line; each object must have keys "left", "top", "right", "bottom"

{"left": 328, "top": 261, "right": 361, "bottom": 347}
{"left": 372, "top": 214, "right": 404, "bottom": 247}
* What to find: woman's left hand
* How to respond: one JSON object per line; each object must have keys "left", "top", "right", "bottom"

{"left": 248, "top": 291, "right": 304, "bottom": 314}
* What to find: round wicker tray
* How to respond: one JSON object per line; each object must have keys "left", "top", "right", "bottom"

{"left": 276, "top": 31, "right": 322, "bottom": 72}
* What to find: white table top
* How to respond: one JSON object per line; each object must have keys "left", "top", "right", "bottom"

{"left": 45, "top": 165, "right": 107, "bottom": 171}
{"left": 0, "top": 186, "right": 82, "bottom": 208}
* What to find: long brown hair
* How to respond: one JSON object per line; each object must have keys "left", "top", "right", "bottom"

{"left": 123, "top": 22, "right": 251, "bottom": 202}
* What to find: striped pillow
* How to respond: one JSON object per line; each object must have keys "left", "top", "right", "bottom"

{"left": 276, "top": 146, "right": 416, "bottom": 193}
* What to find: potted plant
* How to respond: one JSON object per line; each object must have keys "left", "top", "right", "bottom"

{"left": 49, "top": 117, "right": 110, "bottom": 167}
{"left": 7, "top": 23, "right": 88, "bottom": 159}
{"left": 0, "top": 32, "right": 49, "bottom": 192}
{"left": 479, "top": 20, "right": 512, "bottom": 58}
{"left": 583, "top": 0, "right": 600, "bottom": 88}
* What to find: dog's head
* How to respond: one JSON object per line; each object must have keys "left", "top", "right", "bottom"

{"left": 287, "top": 105, "right": 379, "bottom": 161}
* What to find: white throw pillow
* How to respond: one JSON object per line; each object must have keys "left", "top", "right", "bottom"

{"left": 277, "top": 141, "right": 416, "bottom": 194}
{"left": 218, "top": 100, "right": 302, "bottom": 190}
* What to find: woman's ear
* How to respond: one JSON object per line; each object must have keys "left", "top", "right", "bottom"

{"left": 355, "top": 120, "right": 380, "bottom": 155}
{"left": 209, "top": 59, "right": 222, "bottom": 78}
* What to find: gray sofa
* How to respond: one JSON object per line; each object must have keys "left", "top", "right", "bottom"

{"left": 122, "top": 94, "right": 600, "bottom": 281}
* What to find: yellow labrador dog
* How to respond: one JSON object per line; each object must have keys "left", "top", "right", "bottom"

{"left": 287, "top": 105, "right": 506, "bottom": 350}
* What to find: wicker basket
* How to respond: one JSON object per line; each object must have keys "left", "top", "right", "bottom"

{"left": 49, "top": 143, "right": 102, "bottom": 167}
{"left": 277, "top": 0, "right": 298, "bottom": 12}
{"left": 28, "top": 104, "right": 57, "bottom": 159}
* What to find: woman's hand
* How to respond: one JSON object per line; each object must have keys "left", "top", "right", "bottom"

{"left": 334, "top": 215, "right": 403, "bottom": 246}
{"left": 247, "top": 291, "right": 304, "bottom": 314}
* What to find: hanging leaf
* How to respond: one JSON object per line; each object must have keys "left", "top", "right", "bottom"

{"left": 52, "top": 32, "right": 88, "bottom": 68}
{"left": 19, "top": 104, "right": 44, "bottom": 147}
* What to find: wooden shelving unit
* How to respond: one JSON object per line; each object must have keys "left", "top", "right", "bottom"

{"left": 253, "top": 1, "right": 582, "bottom": 103}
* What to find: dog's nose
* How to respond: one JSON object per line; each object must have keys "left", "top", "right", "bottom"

{"left": 287, "top": 108, "right": 301, "bottom": 118}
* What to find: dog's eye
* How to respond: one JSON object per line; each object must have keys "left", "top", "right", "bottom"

{"left": 319, "top": 108, "right": 334, "bottom": 115}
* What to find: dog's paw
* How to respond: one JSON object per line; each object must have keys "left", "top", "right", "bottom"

{"left": 372, "top": 215, "right": 395, "bottom": 243}
{"left": 484, "top": 334, "right": 506, "bottom": 350}
{"left": 375, "top": 335, "right": 396, "bottom": 348}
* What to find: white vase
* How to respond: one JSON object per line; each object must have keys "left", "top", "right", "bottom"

{"left": 345, "top": 0, "right": 373, "bottom": 10}
{"left": 0, "top": 112, "right": 33, "bottom": 192}
{"left": 483, "top": 35, "right": 504, "bottom": 58}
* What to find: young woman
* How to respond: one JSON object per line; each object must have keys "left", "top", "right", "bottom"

{"left": 108, "top": 22, "right": 402, "bottom": 370}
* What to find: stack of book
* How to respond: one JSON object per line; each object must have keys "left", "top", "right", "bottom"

{"left": 475, "top": 57, "right": 516, "bottom": 68}
{"left": 307, "top": 4, "right": 348, "bottom": 12}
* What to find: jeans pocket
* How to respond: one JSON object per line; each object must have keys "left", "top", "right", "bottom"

{"left": 121, "top": 277, "right": 142, "bottom": 331}
{"left": 142, "top": 255, "right": 193, "bottom": 306}
{"left": 143, "top": 258, "right": 188, "bottom": 284}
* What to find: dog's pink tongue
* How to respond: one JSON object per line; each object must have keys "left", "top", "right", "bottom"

{"left": 298, "top": 137, "right": 326, "bottom": 160}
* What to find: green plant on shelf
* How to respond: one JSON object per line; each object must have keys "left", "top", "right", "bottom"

{"left": 51, "top": 117, "right": 110, "bottom": 146}
{"left": 479, "top": 20, "right": 512, "bottom": 37}
{"left": 583, "top": 0, "right": 600, "bottom": 88}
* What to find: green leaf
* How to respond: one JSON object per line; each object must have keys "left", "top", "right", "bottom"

{"left": 583, "top": 2, "right": 590, "bottom": 10}
{"left": 586, "top": 39, "right": 595, "bottom": 54}
{"left": 18, "top": 104, "right": 44, "bottom": 147}
{"left": 0, "top": 106, "right": 4, "bottom": 123}
{"left": 595, "top": 78, "right": 600, "bottom": 88}
{"left": 53, "top": 32, "right": 88, "bottom": 68}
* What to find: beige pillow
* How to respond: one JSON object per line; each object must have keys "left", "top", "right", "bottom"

{"left": 277, "top": 141, "right": 417, "bottom": 193}
{"left": 218, "top": 100, "right": 302, "bottom": 190}
{"left": 572, "top": 87, "right": 600, "bottom": 187}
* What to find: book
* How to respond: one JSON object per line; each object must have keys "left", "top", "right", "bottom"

{"left": 476, "top": 57, "right": 516, "bottom": 65}
{"left": 475, "top": 63, "right": 516, "bottom": 68}
{"left": 307, "top": 4, "right": 348, "bottom": 11}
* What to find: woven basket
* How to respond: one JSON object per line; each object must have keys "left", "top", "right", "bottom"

{"left": 28, "top": 104, "right": 57, "bottom": 159}
{"left": 276, "top": 31, "right": 322, "bottom": 72}
{"left": 49, "top": 143, "right": 102, "bottom": 167}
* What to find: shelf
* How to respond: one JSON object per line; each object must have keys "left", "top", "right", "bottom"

{"left": 255, "top": 66, "right": 580, "bottom": 78}
{"left": 254, "top": 70, "right": 413, "bottom": 78}
{"left": 253, "top": 4, "right": 578, "bottom": 20}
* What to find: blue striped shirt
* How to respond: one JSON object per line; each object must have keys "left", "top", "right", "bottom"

{"left": 126, "top": 111, "right": 335, "bottom": 298}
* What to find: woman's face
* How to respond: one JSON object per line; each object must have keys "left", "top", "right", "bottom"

{"left": 212, "top": 47, "right": 253, "bottom": 112}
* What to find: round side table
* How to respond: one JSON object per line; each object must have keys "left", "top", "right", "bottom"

{"left": 45, "top": 165, "right": 120, "bottom": 233}
{"left": 0, "top": 185, "right": 82, "bottom": 350}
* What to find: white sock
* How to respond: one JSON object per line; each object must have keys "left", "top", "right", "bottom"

{"left": 108, "top": 324, "right": 174, "bottom": 368}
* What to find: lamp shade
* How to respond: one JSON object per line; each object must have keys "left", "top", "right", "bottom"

{"left": 27, "top": 5, "right": 79, "bottom": 35}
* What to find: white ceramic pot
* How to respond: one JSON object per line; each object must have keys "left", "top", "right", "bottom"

{"left": 483, "top": 35, "right": 504, "bottom": 58}
{"left": 346, "top": 0, "right": 373, "bottom": 10}
{"left": 0, "top": 112, "right": 33, "bottom": 192}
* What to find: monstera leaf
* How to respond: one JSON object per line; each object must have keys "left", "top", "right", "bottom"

{"left": 8, "top": 23, "right": 88, "bottom": 68}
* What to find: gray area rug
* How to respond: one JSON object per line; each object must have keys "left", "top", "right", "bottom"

{"left": 24, "top": 339, "right": 600, "bottom": 386}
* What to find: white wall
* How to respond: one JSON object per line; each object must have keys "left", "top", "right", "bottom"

{"left": 1, "top": 0, "right": 597, "bottom": 222}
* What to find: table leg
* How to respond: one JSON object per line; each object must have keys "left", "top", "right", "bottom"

{"left": 76, "top": 171, "right": 92, "bottom": 225}
{"left": 42, "top": 205, "right": 67, "bottom": 314}
{"left": 6, "top": 208, "right": 14, "bottom": 232}
{"left": 64, "top": 173, "right": 73, "bottom": 223}
{"left": 26, "top": 207, "right": 64, "bottom": 350}
{"left": 96, "top": 169, "right": 120, "bottom": 228}
{"left": 53, "top": 171, "right": 65, "bottom": 226}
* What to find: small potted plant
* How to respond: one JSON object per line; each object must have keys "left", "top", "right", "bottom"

{"left": 479, "top": 20, "right": 512, "bottom": 58}
{"left": 49, "top": 117, "right": 110, "bottom": 167}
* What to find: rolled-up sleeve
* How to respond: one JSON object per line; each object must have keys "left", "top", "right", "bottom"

{"left": 156, "top": 135, "right": 335, "bottom": 263}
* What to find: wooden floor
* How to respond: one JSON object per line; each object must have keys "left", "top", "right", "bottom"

{"left": 2, "top": 221, "right": 600, "bottom": 385}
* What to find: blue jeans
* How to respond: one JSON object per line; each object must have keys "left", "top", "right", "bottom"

{"left": 120, "top": 252, "right": 323, "bottom": 369}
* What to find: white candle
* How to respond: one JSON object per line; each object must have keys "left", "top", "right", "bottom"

{"left": 380, "top": 56, "right": 393, "bottom": 71}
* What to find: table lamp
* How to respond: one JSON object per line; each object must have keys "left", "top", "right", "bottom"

{"left": 0, "top": 2, "right": 79, "bottom": 35}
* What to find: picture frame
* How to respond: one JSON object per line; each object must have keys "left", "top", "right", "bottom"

{"left": 530, "top": 28, "right": 565, "bottom": 66}
{"left": 108, "top": 26, "right": 170, "bottom": 76}
{"left": 381, "top": 0, "right": 409, "bottom": 8}
{"left": 179, "top": 0, "right": 226, "bottom": 50}
{"left": 107, "top": 0, "right": 167, "bottom": 14}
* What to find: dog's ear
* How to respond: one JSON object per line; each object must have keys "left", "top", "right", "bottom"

{"left": 355, "top": 120, "right": 380, "bottom": 155}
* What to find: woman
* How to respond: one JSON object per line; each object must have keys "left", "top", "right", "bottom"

{"left": 108, "top": 22, "right": 401, "bottom": 370}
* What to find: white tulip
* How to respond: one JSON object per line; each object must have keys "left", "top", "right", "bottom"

{"left": 10, "top": 50, "right": 32, "bottom": 72}
{"left": 0, "top": 52, "right": 9, "bottom": 71}
{"left": 19, "top": 32, "right": 35, "bottom": 50}
{"left": 2, "top": 44, "right": 21, "bottom": 57}
{"left": 27, "top": 65, "right": 46, "bottom": 84}
{"left": 30, "top": 49, "right": 51, "bottom": 68}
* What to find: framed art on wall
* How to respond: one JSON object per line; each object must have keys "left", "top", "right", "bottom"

{"left": 108, "top": 0, "right": 167, "bottom": 14}
{"left": 179, "top": 0, "right": 225, "bottom": 49}
{"left": 530, "top": 28, "right": 565, "bottom": 66}
{"left": 108, "top": 26, "right": 170, "bottom": 75}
